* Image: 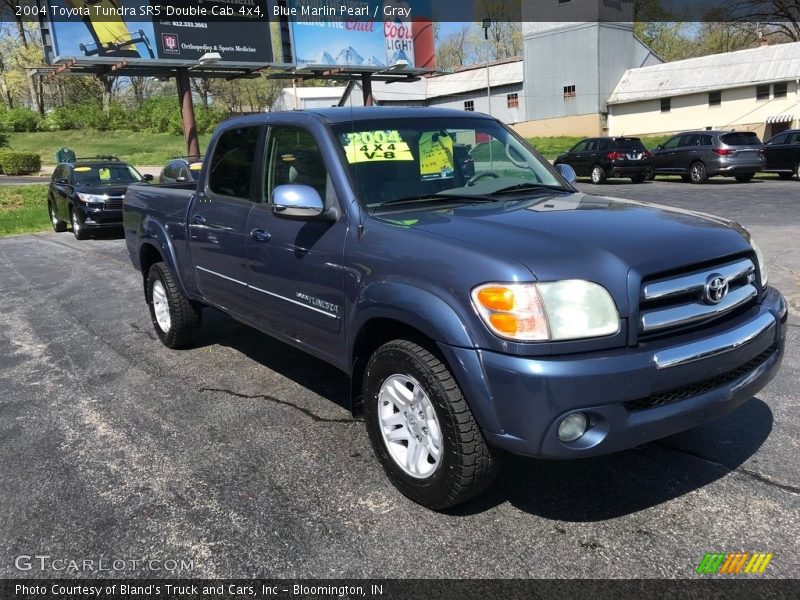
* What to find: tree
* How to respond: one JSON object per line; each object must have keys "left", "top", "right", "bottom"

{"left": 436, "top": 26, "right": 474, "bottom": 69}
{"left": 474, "top": 0, "right": 523, "bottom": 60}
{"left": 731, "top": 0, "right": 800, "bottom": 41}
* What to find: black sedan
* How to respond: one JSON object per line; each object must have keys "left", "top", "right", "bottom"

{"left": 48, "top": 157, "right": 152, "bottom": 240}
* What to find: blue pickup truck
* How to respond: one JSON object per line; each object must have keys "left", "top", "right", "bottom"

{"left": 124, "top": 107, "right": 787, "bottom": 509}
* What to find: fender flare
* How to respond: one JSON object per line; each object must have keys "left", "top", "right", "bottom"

{"left": 139, "top": 215, "right": 191, "bottom": 299}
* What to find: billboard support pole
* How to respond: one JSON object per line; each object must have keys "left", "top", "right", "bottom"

{"left": 361, "top": 73, "right": 373, "bottom": 106}
{"left": 176, "top": 67, "right": 200, "bottom": 159}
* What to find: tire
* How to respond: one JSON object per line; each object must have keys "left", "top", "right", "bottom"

{"left": 49, "top": 202, "right": 66, "bottom": 232}
{"left": 689, "top": 162, "right": 708, "bottom": 184}
{"left": 735, "top": 173, "right": 755, "bottom": 183}
{"left": 796, "top": 162, "right": 800, "bottom": 180}
{"left": 146, "top": 262, "right": 201, "bottom": 349}
{"left": 363, "top": 338, "right": 497, "bottom": 510}
{"left": 590, "top": 165, "right": 606, "bottom": 184}
{"left": 630, "top": 174, "right": 646, "bottom": 184}
{"left": 778, "top": 172, "right": 793, "bottom": 180}
{"left": 680, "top": 175, "right": 691, "bottom": 183}
{"left": 70, "top": 208, "right": 87, "bottom": 240}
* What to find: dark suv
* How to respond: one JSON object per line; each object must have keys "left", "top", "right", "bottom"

{"left": 763, "top": 129, "right": 800, "bottom": 180}
{"left": 651, "top": 130, "right": 764, "bottom": 184}
{"left": 48, "top": 157, "right": 150, "bottom": 240}
{"left": 554, "top": 137, "right": 652, "bottom": 184}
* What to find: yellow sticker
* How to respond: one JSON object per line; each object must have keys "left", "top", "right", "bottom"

{"left": 74, "top": 166, "right": 91, "bottom": 172}
{"left": 419, "top": 132, "right": 454, "bottom": 179}
{"left": 189, "top": 162, "right": 202, "bottom": 170}
{"left": 343, "top": 130, "right": 413, "bottom": 164}
{"left": 99, "top": 168, "right": 111, "bottom": 181}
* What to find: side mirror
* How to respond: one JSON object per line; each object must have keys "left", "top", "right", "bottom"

{"left": 54, "top": 177, "right": 68, "bottom": 184}
{"left": 272, "top": 184, "right": 325, "bottom": 219}
{"left": 555, "top": 163, "right": 577, "bottom": 185}
{"left": 655, "top": 145, "right": 663, "bottom": 151}
{"left": 143, "top": 174, "right": 154, "bottom": 182}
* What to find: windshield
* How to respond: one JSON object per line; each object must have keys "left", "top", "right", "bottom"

{"left": 331, "top": 117, "right": 565, "bottom": 208}
{"left": 73, "top": 164, "right": 142, "bottom": 185}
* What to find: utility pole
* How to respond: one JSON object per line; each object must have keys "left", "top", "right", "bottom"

{"left": 483, "top": 18, "right": 492, "bottom": 117}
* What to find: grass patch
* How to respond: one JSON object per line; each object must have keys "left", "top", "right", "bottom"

{"left": 0, "top": 185, "right": 51, "bottom": 236}
{"left": 6, "top": 130, "right": 213, "bottom": 167}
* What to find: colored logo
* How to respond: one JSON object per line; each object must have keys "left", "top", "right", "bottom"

{"left": 162, "top": 34, "right": 180, "bottom": 55}
{"left": 696, "top": 552, "right": 773, "bottom": 574}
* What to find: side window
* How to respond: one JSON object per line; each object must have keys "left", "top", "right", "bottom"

{"left": 700, "top": 135, "right": 713, "bottom": 146}
{"left": 662, "top": 136, "right": 680, "bottom": 150}
{"left": 569, "top": 140, "right": 588, "bottom": 152}
{"left": 208, "top": 126, "right": 261, "bottom": 200}
{"left": 53, "top": 165, "right": 63, "bottom": 181}
{"left": 597, "top": 139, "right": 610, "bottom": 150}
{"left": 585, "top": 139, "right": 598, "bottom": 152}
{"left": 264, "top": 126, "right": 328, "bottom": 203}
{"left": 684, "top": 134, "right": 701, "bottom": 147}
{"left": 767, "top": 133, "right": 788, "bottom": 145}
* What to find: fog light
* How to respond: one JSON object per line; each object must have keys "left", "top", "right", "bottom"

{"left": 558, "top": 413, "right": 588, "bottom": 442}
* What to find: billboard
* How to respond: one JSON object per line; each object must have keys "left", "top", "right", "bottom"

{"left": 287, "top": 0, "right": 435, "bottom": 70}
{"left": 44, "top": 0, "right": 276, "bottom": 66}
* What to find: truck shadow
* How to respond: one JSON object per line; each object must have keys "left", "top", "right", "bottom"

{"left": 453, "top": 397, "right": 773, "bottom": 521}
{"left": 194, "top": 309, "right": 352, "bottom": 413}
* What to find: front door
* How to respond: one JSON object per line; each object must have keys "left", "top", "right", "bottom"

{"left": 245, "top": 124, "right": 348, "bottom": 365}
{"left": 188, "top": 125, "right": 261, "bottom": 316}
{"left": 653, "top": 135, "right": 683, "bottom": 173}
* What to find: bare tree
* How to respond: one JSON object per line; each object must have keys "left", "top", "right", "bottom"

{"left": 436, "top": 26, "right": 474, "bottom": 69}
{"left": 731, "top": 0, "right": 800, "bottom": 41}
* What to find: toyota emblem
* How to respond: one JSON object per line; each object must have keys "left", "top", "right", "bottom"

{"left": 704, "top": 274, "right": 729, "bottom": 304}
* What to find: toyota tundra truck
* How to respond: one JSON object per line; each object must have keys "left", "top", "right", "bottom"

{"left": 123, "top": 108, "right": 787, "bottom": 510}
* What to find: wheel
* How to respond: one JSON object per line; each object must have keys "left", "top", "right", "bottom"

{"left": 645, "top": 168, "right": 655, "bottom": 181}
{"left": 795, "top": 162, "right": 800, "bottom": 180}
{"left": 630, "top": 174, "right": 646, "bottom": 183}
{"left": 778, "top": 172, "right": 793, "bottom": 180}
{"left": 363, "top": 339, "right": 497, "bottom": 510}
{"left": 49, "top": 202, "right": 66, "bottom": 232}
{"left": 689, "top": 162, "right": 708, "bottom": 184}
{"left": 590, "top": 165, "right": 606, "bottom": 184}
{"left": 735, "top": 173, "right": 755, "bottom": 183}
{"left": 146, "top": 262, "right": 201, "bottom": 349}
{"left": 680, "top": 175, "right": 691, "bottom": 183}
{"left": 70, "top": 208, "right": 88, "bottom": 240}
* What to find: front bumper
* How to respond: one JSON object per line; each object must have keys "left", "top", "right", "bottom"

{"left": 439, "top": 287, "right": 786, "bottom": 459}
{"left": 77, "top": 205, "right": 123, "bottom": 227}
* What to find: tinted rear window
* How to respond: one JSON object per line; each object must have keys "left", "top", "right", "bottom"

{"left": 720, "top": 132, "right": 761, "bottom": 146}
{"left": 610, "top": 138, "right": 645, "bottom": 150}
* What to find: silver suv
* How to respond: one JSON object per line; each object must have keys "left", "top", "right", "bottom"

{"left": 651, "top": 130, "right": 764, "bottom": 184}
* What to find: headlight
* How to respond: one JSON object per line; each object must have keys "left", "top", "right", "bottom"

{"left": 472, "top": 280, "right": 620, "bottom": 342}
{"left": 750, "top": 238, "right": 768, "bottom": 287}
{"left": 77, "top": 193, "right": 106, "bottom": 205}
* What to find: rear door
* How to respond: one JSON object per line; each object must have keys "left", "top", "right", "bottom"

{"left": 187, "top": 125, "right": 262, "bottom": 317}
{"left": 244, "top": 123, "right": 348, "bottom": 364}
{"left": 50, "top": 164, "right": 71, "bottom": 220}
{"left": 678, "top": 133, "right": 702, "bottom": 172}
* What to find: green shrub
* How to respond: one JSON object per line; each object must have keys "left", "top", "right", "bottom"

{"left": 2, "top": 108, "right": 41, "bottom": 132}
{"left": 0, "top": 150, "right": 42, "bottom": 175}
{"left": 0, "top": 132, "right": 8, "bottom": 148}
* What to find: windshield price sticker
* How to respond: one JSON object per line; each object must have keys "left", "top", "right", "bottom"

{"left": 419, "top": 132, "right": 455, "bottom": 179}
{"left": 344, "top": 130, "right": 413, "bottom": 163}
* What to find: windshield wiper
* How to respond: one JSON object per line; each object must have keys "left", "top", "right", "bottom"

{"left": 369, "top": 193, "right": 497, "bottom": 208}
{"left": 486, "top": 183, "right": 569, "bottom": 195}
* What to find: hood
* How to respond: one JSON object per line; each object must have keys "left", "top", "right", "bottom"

{"left": 75, "top": 185, "right": 130, "bottom": 197}
{"left": 375, "top": 192, "right": 753, "bottom": 313}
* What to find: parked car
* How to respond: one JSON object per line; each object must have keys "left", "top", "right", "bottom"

{"left": 123, "top": 108, "right": 786, "bottom": 510}
{"left": 651, "top": 130, "right": 764, "bottom": 184}
{"left": 48, "top": 156, "right": 152, "bottom": 240}
{"left": 159, "top": 156, "right": 204, "bottom": 184}
{"left": 554, "top": 137, "right": 653, "bottom": 184}
{"left": 763, "top": 129, "right": 800, "bottom": 180}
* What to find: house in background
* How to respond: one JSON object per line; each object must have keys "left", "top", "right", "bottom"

{"left": 607, "top": 42, "right": 800, "bottom": 140}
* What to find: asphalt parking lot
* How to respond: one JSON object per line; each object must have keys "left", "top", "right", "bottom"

{"left": 0, "top": 177, "right": 798, "bottom": 579}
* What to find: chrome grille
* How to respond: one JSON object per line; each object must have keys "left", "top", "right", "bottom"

{"left": 104, "top": 197, "right": 124, "bottom": 210}
{"left": 639, "top": 257, "right": 757, "bottom": 336}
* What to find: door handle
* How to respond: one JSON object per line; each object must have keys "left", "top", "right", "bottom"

{"left": 250, "top": 228, "right": 271, "bottom": 242}
{"left": 192, "top": 214, "right": 206, "bottom": 225}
